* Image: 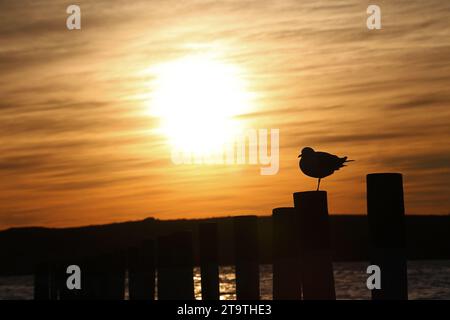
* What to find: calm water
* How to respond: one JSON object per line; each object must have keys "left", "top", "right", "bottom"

{"left": 1, "top": 261, "right": 450, "bottom": 300}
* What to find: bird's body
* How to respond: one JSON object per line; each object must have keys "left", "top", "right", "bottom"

{"left": 298, "top": 147, "right": 353, "bottom": 190}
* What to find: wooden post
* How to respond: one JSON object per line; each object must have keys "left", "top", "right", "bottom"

{"left": 367, "top": 173, "right": 408, "bottom": 300}
{"left": 77, "top": 255, "right": 106, "bottom": 299}
{"left": 199, "top": 222, "right": 220, "bottom": 300}
{"left": 233, "top": 215, "right": 259, "bottom": 300}
{"left": 53, "top": 261, "right": 66, "bottom": 300}
{"left": 293, "top": 191, "right": 335, "bottom": 300}
{"left": 128, "top": 239, "right": 156, "bottom": 300}
{"left": 106, "top": 251, "right": 126, "bottom": 300}
{"left": 34, "top": 263, "right": 50, "bottom": 300}
{"left": 157, "top": 232, "right": 195, "bottom": 300}
{"left": 83, "top": 256, "right": 100, "bottom": 299}
{"left": 272, "top": 207, "right": 302, "bottom": 300}
{"left": 49, "top": 263, "right": 58, "bottom": 300}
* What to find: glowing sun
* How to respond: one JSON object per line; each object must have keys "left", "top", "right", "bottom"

{"left": 150, "top": 54, "right": 253, "bottom": 155}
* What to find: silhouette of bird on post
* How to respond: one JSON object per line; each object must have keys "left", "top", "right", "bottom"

{"left": 298, "top": 147, "right": 354, "bottom": 191}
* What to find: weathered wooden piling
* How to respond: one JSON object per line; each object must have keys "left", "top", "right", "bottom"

{"left": 293, "top": 191, "right": 336, "bottom": 300}
{"left": 157, "top": 232, "right": 195, "bottom": 300}
{"left": 81, "top": 254, "right": 113, "bottom": 299}
{"left": 34, "top": 263, "right": 51, "bottom": 300}
{"left": 128, "top": 239, "right": 156, "bottom": 300}
{"left": 367, "top": 173, "right": 408, "bottom": 300}
{"left": 52, "top": 262, "right": 64, "bottom": 300}
{"left": 103, "top": 251, "right": 126, "bottom": 300}
{"left": 272, "top": 207, "right": 302, "bottom": 300}
{"left": 49, "top": 263, "right": 58, "bottom": 300}
{"left": 199, "top": 222, "right": 220, "bottom": 300}
{"left": 83, "top": 256, "right": 101, "bottom": 299}
{"left": 233, "top": 215, "right": 259, "bottom": 300}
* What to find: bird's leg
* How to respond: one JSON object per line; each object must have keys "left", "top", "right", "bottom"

{"left": 317, "top": 178, "right": 321, "bottom": 191}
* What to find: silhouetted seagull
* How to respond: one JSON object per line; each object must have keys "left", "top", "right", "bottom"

{"left": 298, "top": 147, "right": 354, "bottom": 191}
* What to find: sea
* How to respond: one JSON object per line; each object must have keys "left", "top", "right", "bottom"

{"left": 1, "top": 261, "right": 449, "bottom": 300}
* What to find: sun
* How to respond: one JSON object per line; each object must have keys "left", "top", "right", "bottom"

{"left": 149, "top": 54, "right": 253, "bottom": 156}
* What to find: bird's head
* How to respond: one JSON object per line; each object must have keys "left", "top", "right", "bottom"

{"left": 298, "top": 147, "right": 314, "bottom": 158}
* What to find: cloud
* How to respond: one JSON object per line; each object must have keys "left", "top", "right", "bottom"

{"left": 377, "top": 152, "right": 450, "bottom": 173}
{"left": 386, "top": 94, "right": 450, "bottom": 110}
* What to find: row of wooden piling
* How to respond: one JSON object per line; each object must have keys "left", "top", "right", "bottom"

{"left": 34, "top": 173, "right": 407, "bottom": 300}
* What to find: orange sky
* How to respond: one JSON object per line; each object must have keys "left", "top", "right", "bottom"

{"left": 0, "top": 0, "right": 449, "bottom": 229}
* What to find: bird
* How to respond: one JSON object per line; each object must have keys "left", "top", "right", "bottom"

{"left": 298, "top": 147, "right": 354, "bottom": 191}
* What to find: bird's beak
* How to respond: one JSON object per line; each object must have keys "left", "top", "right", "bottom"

{"left": 298, "top": 154, "right": 301, "bottom": 158}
